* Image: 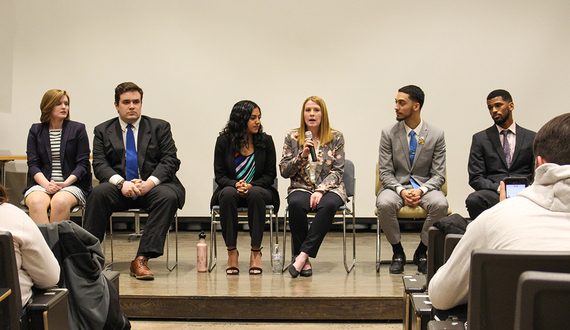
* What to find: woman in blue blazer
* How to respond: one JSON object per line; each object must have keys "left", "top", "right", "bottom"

{"left": 24, "top": 89, "right": 91, "bottom": 224}
{"left": 211, "top": 100, "right": 279, "bottom": 275}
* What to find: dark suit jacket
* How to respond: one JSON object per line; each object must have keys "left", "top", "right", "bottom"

{"left": 468, "top": 124, "right": 536, "bottom": 192}
{"left": 210, "top": 134, "right": 280, "bottom": 212}
{"left": 25, "top": 120, "right": 92, "bottom": 196}
{"left": 92, "top": 115, "right": 185, "bottom": 208}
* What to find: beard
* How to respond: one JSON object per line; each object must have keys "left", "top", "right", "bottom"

{"left": 493, "top": 110, "right": 511, "bottom": 126}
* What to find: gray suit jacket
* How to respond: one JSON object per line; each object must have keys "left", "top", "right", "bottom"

{"left": 468, "top": 124, "right": 536, "bottom": 192}
{"left": 378, "top": 120, "right": 446, "bottom": 193}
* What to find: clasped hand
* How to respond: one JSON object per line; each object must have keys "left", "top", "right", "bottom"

{"left": 235, "top": 180, "right": 251, "bottom": 197}
{"left": 121, "top": 179, "right": 155, "bottom": 198}
{"left": 400, "top": 189, "right": 423, "bottom": 207}
{"left": 45, "top": 180, "right": 62, "bottom": 194}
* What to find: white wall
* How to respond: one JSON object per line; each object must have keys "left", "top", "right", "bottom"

{"left": 1, "top": 0, "right": 569, "bottom": 217}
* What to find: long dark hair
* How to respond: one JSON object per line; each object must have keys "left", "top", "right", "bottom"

{"left": 220, "top": 100, "right": 266, "bottom": 152}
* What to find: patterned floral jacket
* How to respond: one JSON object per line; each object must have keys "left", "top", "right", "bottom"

{"left": 279, "top": 128, "right": 347, "bottom": 203}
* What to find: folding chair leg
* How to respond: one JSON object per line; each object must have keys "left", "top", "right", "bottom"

{"left": 208, "top": 211, "right": 218, "bottom": 272}
{"left": 104, "top": 216, "right": 114, "bottom": 269}
{"left": 376, "top": 216, "right": 381, "bottom": 272}
{"left": 128, "top": 213, "right": 143, "bottom": 241}
{"left": 166, "top": 212, "right": 178, "bottom": 271}
{"left": 282, "top": 209, "right": 292, "bottom": 272}
{"left": 343, "top": 210, "right": 356, "bottom": 273}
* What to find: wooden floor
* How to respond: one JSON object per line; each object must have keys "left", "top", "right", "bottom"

{"left": 108, "top": 229, "right": 425, "bottom": 321}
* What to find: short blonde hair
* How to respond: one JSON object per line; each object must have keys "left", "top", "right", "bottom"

{"left": 298, "top": 96, "right": 334, "bottom": 145}
{"left": 40, "top": 89, "right": 70, "bottom": 123}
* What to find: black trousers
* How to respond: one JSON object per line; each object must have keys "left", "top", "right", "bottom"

{"left": 287, "top": 191, "right": 344, "bottom": 258}
{"left": 218, "top": 186, "right": 273, "bottom": 248}
{"left": 83, "top": 182, "right": 178, "bottom": 259}
{"left": 465, "top": 189, "right": 499, "bottom": 220}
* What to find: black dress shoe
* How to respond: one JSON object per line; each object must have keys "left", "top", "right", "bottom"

{"left": 389, "top": 253, "right": 406, "bottom": 274}
{"left": 413, "top": 252, "right": 428, "bottom": 274}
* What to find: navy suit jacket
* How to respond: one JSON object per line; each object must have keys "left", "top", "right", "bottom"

{"left": 210, "top": 134, "right": 280, "bottom": 212}
{"left": 468, "top": 124, "right": 536, "bottom": 192}
{"left": 25, "top": 120, "right": 92, "bottom": 196}
{"left": 92, "top": 115, "right": 185, "bottom": 208}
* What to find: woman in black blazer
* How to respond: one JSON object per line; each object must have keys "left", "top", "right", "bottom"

{"left": 211, "top": 100, "right": 279, "bottom": 275}
{"left": 24, "top": 89, "right": 91, "bottom": 224}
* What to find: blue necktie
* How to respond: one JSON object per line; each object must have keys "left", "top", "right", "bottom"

{"left": 409, "top": 130, "right": 420, "bottom": 189}
{"left": 126, "top": 124, "right": 138, "bottom": 181}
{"left": 409, "top": 130, "right": 417, "bottom": 166}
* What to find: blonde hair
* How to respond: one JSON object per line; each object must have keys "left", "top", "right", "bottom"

{"left": 298, "top": 96, "right": 334, "bottom": 145}
{"left": 40, "top": 89, "right": 70, "bottom": 123}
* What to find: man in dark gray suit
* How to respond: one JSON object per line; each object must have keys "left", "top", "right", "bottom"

{"left": 376, "top": 85, "right": 448, "bottom": 274}
{"left": 84, "top": 82, "right": 185, "bottom": 280}
{"left": 466, "top": 89, "right": 535, "bottom": 220}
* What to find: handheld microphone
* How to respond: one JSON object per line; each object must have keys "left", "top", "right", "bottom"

{"left": 305, "top": 131, "right": 317, "bottom": 162}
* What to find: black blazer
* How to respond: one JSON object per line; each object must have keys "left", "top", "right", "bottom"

{"left": 92, "top": 115, "right": 185, "bottom": 208}
{"left": 24, "top": 120, "right": 92, "bottom": 196}
{"left": 210, "top": 134, "right": 280, "bottom": 212}
{"left": 468, "top": 124, "right": 536, "bottom": 192}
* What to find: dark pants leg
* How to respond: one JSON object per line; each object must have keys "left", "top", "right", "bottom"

{"left": 246, "top": 186, "right": 272, "bottom": 247}
{"left": 136, "top": 185, "right": 179, "bottom": 258}
{"left": 465, "top": 190, "right": 499, "bottom": 220}
{"left": 218, "top": 186, "right": 272, "bottom": 248}
{"left": 288, "top": 191, "right": 343, "bottom": 258}
{"left": 83, "top": 182, "right": 178, "bottom": 259}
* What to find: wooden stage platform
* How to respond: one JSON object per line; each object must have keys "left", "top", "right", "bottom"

{"left": 110, "top": 230, "right": 424, "bottom": 321}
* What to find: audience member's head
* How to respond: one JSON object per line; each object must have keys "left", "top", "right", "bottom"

{"left": 398, "top": 85, "right": 425, "bottom": 110}
{"left": 533, "top": 113, "right": 570, "bottom": 165}
{"left": 40, "top": 89, "right": 70, "bottom": 123}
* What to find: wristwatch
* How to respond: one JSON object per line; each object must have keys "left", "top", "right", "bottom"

{"left": 116, "top": 179, "right": 125, "bottom": 190}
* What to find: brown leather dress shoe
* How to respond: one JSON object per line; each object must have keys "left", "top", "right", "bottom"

{"left": 130, "top": 256, "right": 154, "bottom": 280}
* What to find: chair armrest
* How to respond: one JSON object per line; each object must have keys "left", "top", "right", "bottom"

{"left": 26, "top": 288, "right": 68, "bottom": 311}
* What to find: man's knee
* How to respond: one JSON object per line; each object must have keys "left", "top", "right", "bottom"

{"left": 465, "top": 191, "right": 482, "bottom": 208}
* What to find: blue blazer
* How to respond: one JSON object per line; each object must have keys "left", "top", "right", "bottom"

{"left": 24, "top": 120, "right": 92, "bottom": 197}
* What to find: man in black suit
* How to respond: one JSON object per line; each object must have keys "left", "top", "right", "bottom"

{"left": 465, "top": 89, "right": 535, "bottom": 220}
{"left": 84, "top": 82, "right": 185, "bottom": 280}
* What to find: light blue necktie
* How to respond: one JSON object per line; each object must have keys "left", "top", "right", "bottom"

{"left": 126, "top": 124, "right": 138, "bottom": 199}
{"left": 409, "top": 130, "right": 420, "bottom": 189}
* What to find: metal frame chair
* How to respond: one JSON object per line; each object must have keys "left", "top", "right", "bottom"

{"left": 281, "top": 159, "right": 356, "bottom": 273}
{"left": 208, "top": 179, "right": 278, "bottom": 272}
{"left": 374, "top": 162, "right": 451, "bottom": 272}
{"left": 104, "top": 209, "right": 178, "bottom": 271}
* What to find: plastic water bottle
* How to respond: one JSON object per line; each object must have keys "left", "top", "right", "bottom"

{"left": 272, "top": 243, "right": 283, "bottom": 274}
{"left": 197, "top": 231, "right": 207, "bottom": 272}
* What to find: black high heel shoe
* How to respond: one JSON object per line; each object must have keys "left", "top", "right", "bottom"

{"left": 226, "top": 247, "right": 239, "bottom": 275}
{"left": 249, "top": 248, "right": 263, "bottom": 275}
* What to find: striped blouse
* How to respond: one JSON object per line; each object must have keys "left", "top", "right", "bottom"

{"left": 50, "top": 129, "right": 64, "bottom": 182}
{"left": 235, "top": 152, "right": 256, "bottom": 183}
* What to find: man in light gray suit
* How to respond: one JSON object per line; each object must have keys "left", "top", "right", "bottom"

{"left": 376, "top": 85, "right": 448, "bottom": 274}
